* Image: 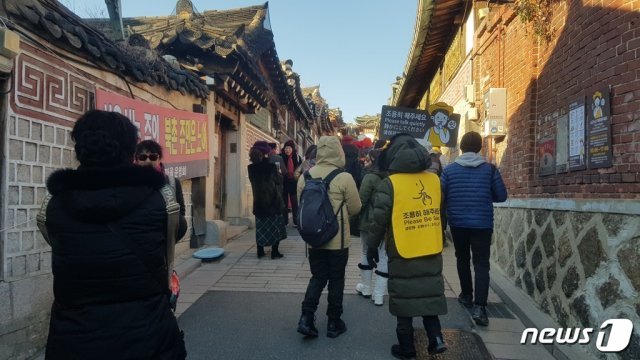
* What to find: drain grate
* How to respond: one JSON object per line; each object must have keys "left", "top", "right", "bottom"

{"left": 414, "top": 328, "right": 493, "bottom": 359}
{"left": 464, "top": 302, "right": 515, "bottom": 319}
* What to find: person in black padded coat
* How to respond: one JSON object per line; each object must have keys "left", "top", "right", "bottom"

{"left": 41, "top": 110, "right": 186, "bottom": 360}
{"left": 248, "top": 141, "right": 287, "bottom": 259}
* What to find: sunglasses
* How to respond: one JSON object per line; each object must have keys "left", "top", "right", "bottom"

{"left": 137, "top": 153, "right": 160, "bottom": 161}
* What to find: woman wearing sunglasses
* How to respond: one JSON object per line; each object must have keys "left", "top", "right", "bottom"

{"left": 135, "top": 140, "right": 188, "bottom": 240}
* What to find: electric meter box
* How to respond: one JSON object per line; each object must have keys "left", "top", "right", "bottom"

{"left": 0, "top": 28, "right": 20, "bottom": 59}
{"left": 483, "top": 88, "right": 507, "bottom": 136}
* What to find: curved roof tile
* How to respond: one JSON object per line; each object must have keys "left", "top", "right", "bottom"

{"left": 5, "top": 0, "right": 210, "bottom": 99}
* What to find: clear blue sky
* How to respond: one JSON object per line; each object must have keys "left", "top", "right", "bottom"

{"left": 61, "top": 0, "right": 417, "bottom": 123}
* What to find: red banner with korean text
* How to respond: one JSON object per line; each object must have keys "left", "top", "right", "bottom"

{"left": 96, "top": 89, "right": 208, "bottom": 179}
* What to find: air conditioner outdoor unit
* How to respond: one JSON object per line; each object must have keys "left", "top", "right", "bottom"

{"left": 464, "top": 84, "right": 475, "bottom": 103}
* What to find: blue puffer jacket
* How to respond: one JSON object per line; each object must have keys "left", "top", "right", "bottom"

{"left": 441, "top": 152, "right": 508, "bottom": 229}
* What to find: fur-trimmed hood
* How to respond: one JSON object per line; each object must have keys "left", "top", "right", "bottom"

{"left": 46, "top": 165, "right": 167, "bottom": 222}
{"left": 47, "top": 165, "right": 166, "bottom": 195}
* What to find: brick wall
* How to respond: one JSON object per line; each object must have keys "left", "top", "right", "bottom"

{"left": 477, "top": 1, "right": 640, "bottom": 199}
{"left": 472, "top": 3, "right": 640, "bottom": 358}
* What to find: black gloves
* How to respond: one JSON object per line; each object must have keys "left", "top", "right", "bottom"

{"left": 366, "top": 247, "right": 379, "bottom": 267}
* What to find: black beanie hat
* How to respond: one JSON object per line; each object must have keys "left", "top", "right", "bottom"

{"left": 460, "top": 131, "right": 483, "bottom": 153}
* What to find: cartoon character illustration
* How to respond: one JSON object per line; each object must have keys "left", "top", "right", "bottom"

{"left": 412, "top": 179, "right": 432, "bottom": 206}
{"left": 419, "top": 103, "right": 456, "bottom": 147}
{"left": 592, "top": 91, "right": 604, "bottom": 119}
{"left": 425, "top": 109, "right": 451, "bottom": 146}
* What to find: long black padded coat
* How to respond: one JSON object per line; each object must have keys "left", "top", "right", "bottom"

{"left": 248, "top": 158, "right": 285, "bottom": 217}
{"left": 43, "top": 165, "right": 186, "bottom": 360}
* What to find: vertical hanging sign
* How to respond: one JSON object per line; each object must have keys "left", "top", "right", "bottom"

{"left": 587, "top": 88, "right": 613, "bottom": 169}
{"left": 568, "top": 99, "right": 586, "bottom": 171}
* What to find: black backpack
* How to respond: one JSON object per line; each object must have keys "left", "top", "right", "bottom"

{"left": 296, "top": 169, "right": 345, "bottom": 248}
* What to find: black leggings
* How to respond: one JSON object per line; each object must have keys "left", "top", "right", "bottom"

{"left": 282, "top": 179, "right": 298, "bottom": 225}
{"left": 397, "top": 316, "right": 442, "bottom": 339}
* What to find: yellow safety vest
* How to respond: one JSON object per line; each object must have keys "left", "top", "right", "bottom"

{"left": 389, "top": 172, "right": 442, "bottom": 258}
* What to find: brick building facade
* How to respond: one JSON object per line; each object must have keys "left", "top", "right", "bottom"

{"left": 393, "top": 1, "right": 639, "bottom": 359}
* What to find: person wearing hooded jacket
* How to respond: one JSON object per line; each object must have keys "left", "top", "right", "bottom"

{"left": 366, "top": 133, "right": 448, "bottom": 359}
{"left": 296, "top": 136, "right": 361, "bottom": 339}
{"left": 40, "top": 110, "right": 186, "bottom": 360}
{"left": 356, "top": 141, "right": 389, "bottom": 306}
{"left": 440, "top": 131, "right": 507, "bottom": 327}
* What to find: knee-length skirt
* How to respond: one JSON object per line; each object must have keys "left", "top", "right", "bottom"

{"left": 256, "top": 214, "right": 287, "bottom": 246}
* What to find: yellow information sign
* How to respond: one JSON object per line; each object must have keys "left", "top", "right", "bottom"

{"left": 389, "top": 172, "right": 443, "bottom": 258}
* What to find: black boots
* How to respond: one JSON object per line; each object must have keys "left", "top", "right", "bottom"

{"left": 391, "top": 328, "right": 416, "bottom": 359}
{"left": 472, "top": 305, "right": 489, "bottom": 326}
{"left": 326, "top": 317, "right": 347, "bottom": 338}
{"left": 391, "top": 328, "right": 447, "bottom": 358}
{"left": 458, "top": 293, "right": 473, "bottom": 308}
{"left": 297, "top": 312, "right": 318, "bottom": 337}
{"left": 298, "top": 313, "right": 346, "bottom": 338}
{"left": 258, "top": 244, "right": 284, "bottom": 259}
{"left": 427, "top": 335, "right": 448, "bottom": 355}
{"left": 271, "top": 243, "right": 284, "bottom": 259}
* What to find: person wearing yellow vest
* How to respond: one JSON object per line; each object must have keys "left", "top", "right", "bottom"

{"left": 364, "top": 133, "right": 447, "bottom": 358}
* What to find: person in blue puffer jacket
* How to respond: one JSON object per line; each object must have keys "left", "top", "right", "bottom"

{"left": 440, "top": 131, "right": 507, "bottom": 327}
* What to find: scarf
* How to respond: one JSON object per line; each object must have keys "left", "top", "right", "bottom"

{"left": 287, "top": 155, "right": 294, "bottom": 179}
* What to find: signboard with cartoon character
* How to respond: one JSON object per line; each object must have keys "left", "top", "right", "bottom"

{"left": 587, "top": 88, "right": 613, "bottom": 169}
{"left": 379, "top": 103, "right": 460, "bottom": 147}
{"left": 421, "top": 102, "right": 460, "bottom": 147}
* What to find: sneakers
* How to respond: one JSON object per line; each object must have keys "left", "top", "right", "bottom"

{"left": 427, "top": 336, "right": 448, "bottom": 355}
{"left": 457, "top": 293, "right": 473, "bottom": 308}
{"left": 472, "top": 305, "right": 489, "bottom": 326}
{"left": 326, "top": 318, "right": 347, "bottom": 338}
{"left": 297, "top": 313, "right": 318, "bottom": 337}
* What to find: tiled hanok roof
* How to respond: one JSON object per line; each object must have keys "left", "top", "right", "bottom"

{"left": 393, "top": 0, "right": 469, "bottom": 108}
{"left": 302, "top": 86, "right": 334, "bottom": 133}
{"left": 4, "top": 0, "right": 210, "bottom": 99}
{"left": 87, "top": 2, "right": 292, "bottom": 111}
{"left": 282, "top": 60, "right": 313, "bottom": 123}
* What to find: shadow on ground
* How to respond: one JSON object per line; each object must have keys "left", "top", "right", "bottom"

{"left": 179, "top": 291, "right": 490, "bottom": 359}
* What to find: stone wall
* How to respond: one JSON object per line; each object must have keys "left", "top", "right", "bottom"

{"left": 493, "top": 202, "right": 640, "bottom": 359}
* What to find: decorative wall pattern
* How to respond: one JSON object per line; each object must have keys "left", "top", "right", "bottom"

{"left": 10, "top": 42, "right": 93, "bottom": 127}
